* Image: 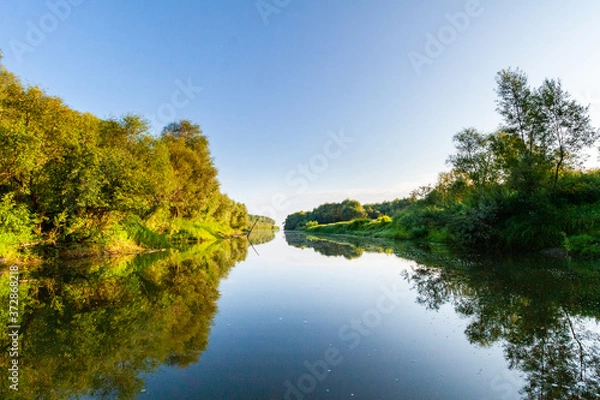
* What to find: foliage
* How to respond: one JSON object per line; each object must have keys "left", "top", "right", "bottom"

{"left": 0, "top": 193, "right": 37, "bottom": 259}
{"left": 285, "top": 69, "right": 600, "bottom": 256}
{"left": 284, "top": 199, "right": 367, "bottom": 230}
{"left": 364, "top": 198, "right": 413, "bottom": 218}
{"left": 247, "top": 214, "right": 279, "bottom": 230}
{"left": 0, "top": 57, "right": 251, "bottom": 260}
{"left": 564, "top": 234, "right": 600, "bottom": 259}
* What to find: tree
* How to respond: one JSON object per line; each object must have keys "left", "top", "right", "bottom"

{"left": 340, "top": 199, "right": 367, "bottom": 221}
{"left": 495, "top": 68, "right": 535, "bottom": 153}
{"left": 447, "top": 128, "right": 498, "bottom": 189}
{"left": 494, "top": 69, "right": 597, "bottom": 191}
{"left": 284, "top": 211, "right": 309, "bottom": 230}
{"left": 494, "top": 68, "right": 553, "bottom": 192}
{"left": 533, "top": 79, "right": 598, "bottom": 186}
{"left": 161, "top": 121, "right": 219, "bottom": 218}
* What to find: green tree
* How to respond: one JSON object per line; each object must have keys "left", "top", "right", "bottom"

{"left": 161, "top": 121, "right": 219, "bottom": 218}
{"left": 340, "top": 199, "right": 367, "bottom": 221}
{"left": 533, "top": 79, "right": 598, "bottom": 186}
{"left": 447, "top": 128, "right": 499, "bottom": 190}
{"left": 494, "top": 69, "right": 597, "bottom": 191}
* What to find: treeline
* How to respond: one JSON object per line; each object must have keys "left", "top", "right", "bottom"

{"left": 0, "top": 54, "right": 248, "bottom": 260}
{"left": 284, "top": 198, "right": 411, "bottom": 230}
{"left": 248, "top": 214, "right": 279, "bottom": 230}
{"left": 287, "top": 69, "right": 600, "bottom": 257}
{"left": 364, "top": 198, "right": 412, "bottom": 219}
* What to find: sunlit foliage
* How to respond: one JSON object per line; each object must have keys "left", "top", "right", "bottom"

{"left": 0, "top": 54, "right": 249, "bottom": 260}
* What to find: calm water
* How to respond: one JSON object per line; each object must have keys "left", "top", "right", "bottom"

{"left": 2, "top": 231, "right": 600, "bottom": 399}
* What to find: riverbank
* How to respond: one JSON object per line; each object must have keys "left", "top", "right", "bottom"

{"left": 0, "top": 60, "right": 259, "bottom": 268}
{"left": 284, "top": 69, "right": 600, "bottom": 260}
{"left": 290, "top": 193, "right": 600, "bottom": 260}
{"left": 2, "top": 216, "right": 266, "bottom": 266}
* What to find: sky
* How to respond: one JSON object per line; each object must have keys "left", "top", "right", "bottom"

{"left": 1, "top": 0, "right": 600, "bottom": 224}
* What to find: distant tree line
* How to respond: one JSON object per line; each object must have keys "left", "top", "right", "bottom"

{"left": 248, "top": 214, "right": 278, "bottom": 230}
{"left": 364, "top": 199, "right": 412, "bottom": 219}
{"left": 284, "top": 198, "right": 411, "bottom": 230}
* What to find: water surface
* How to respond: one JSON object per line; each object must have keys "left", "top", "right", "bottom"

{"left": 2, "top": 231, "right": 599, "bottom": 399}
{"left": 142, "top": 232, "right": 600, "bottom": 399}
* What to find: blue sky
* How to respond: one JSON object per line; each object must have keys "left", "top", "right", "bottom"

{"left": 1, "top": 0, "right": 600, "bottom": 223}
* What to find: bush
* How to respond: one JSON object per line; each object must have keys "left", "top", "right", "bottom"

{"left": 0, "top": 194, "right": 36, "bottom": 258}
{"left": 376, "top": 215, "right": 392, "bottom": 224}
{"left": 554, "top": 171, "right": 600, "bottom": 205}
{"left": 449, "top": 201, "right": 498, "bottom": 249}
{"left": 564, "top": 234, "right": 600, "bottom": 259}
{"left": 350, "top": 218, "right": 369, "bottom": 228}
{"left": 393, "top": 204, "right": 447, "bottom": 240}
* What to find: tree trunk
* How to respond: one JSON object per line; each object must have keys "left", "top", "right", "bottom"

{"left": 553, "top": 156, "right": 563, "bottom": 188}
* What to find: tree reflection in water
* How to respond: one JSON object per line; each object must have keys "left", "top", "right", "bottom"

{"left": 0, "top": 238, "right": 258, "bottom": 399}
{"left": 285, "top": 232, "right": 600, "bottom": 399}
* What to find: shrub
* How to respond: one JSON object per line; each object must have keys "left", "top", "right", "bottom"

{"left": 0, "top": 194, "right": 36, "bottom": 258}
{"left": 350, "top": 219, "right": 369, "bottom": 229}
{"left": 449, "top": 201, "right": 498, "bottom": 249}
{"left": 376, "top": 215, "right": 392, "bottom": 224}
{"left": 564, "top": 234, "right": 600, "bottom": 259}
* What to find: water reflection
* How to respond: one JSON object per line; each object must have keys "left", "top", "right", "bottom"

{"left": 285, "top": 233, "right": 368, "bottom": 259}
{"left": 284, "top": 232, "right": 600, "bottom": 399}
{"left": 247, "top": 229, "right": 276, "bottom": 245}
{"left": 0, "top": 238, "right": 262, "bottom": 399}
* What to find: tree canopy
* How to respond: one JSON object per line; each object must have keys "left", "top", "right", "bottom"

{"left": 0, "top": 56, "right": 248, "bottom": 259}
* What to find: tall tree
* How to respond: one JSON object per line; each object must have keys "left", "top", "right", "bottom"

{"left": 495, "top": 68, "right": 534, "bottom": 152}
{"left": 161, "top": 121, "right": 219, "bottom": 218}
{"left": 533, "top": 79, "right": 598, "bottom": 186}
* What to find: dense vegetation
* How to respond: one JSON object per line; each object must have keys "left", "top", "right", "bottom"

{"left": 0, "top": 53, "right": 251, "bottom": 262}
{"left": 247, "top": 214, "right": 279, "bottom": 231}
{"left": 284, "top": 199, "right": 409, "bottom": 230}
{"left": 286, "top": 69, "right": 600, "bottom": 258}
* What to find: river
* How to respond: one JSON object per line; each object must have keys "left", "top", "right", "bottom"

{"left": 2, "top": 231, "right": 599, "bottom": 399}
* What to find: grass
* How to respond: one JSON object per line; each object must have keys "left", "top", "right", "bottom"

{"left": 167, "top": 218, "right": 237, "bottom": 242}
{"left": 305, "top": 216, "right": 404, "bottom": 239}
{"left": 300, "top": 200, "right": 600, "bottom": 260}
{"left": 2, "top": 213, "right": 248, "bottom": 264}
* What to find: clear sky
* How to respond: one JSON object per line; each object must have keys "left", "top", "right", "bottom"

{"left": 1, "top": 0, "right": 599, "bottom": 224}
